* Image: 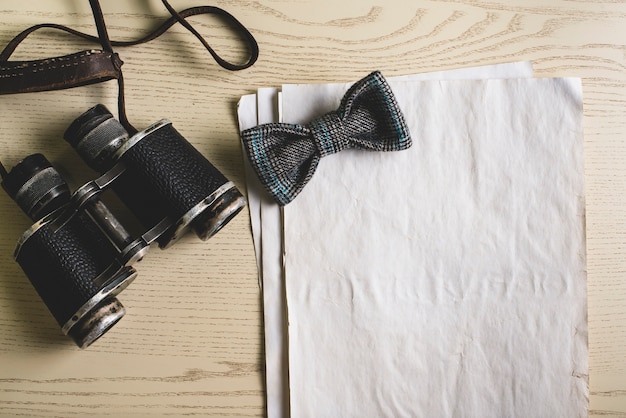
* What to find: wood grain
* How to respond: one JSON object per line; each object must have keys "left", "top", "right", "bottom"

{"left": 0, "top": 0, "right": 625, "bottom": 416}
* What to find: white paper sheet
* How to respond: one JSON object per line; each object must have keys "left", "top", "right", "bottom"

{"left": 239, "top": 88, "right": 291, "bottom": 416}
{"left": 281, "top": 77, "right": 587, "bottom": 417}
{"left": 238, "top": 62, "right": 542, "bottom": 418}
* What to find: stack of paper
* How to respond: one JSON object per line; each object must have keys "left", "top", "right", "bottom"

{"left": 238, "top": 62, "right": 588, "bottom": 417}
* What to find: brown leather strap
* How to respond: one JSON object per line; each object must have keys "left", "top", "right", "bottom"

{"left": 0, "top": 50, "right": 122, "bottom": 94}
{"left": 0, "top": 0, "right": 118, "bottom": 96}
{"left": 0, "top": 5, "right": 259, "bottom": 70}
{"left": 0, "top": 0, "right": 259, "bottom": 133}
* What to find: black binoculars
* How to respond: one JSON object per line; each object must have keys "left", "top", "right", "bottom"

{"left": 1, "top": 104, "right": 246, "bottom": 348}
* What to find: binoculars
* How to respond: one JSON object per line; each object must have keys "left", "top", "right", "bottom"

{"left": 1, "top": 104, "right": 246, "bottom": 348}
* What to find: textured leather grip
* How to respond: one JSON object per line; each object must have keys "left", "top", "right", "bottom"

{"left": 114, "top": 123, "right": 229, "bottom": 230}
{"left": 16, "top": 211, "right": 120, "bottom": 326}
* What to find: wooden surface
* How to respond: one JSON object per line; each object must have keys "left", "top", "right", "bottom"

{"left": 0, "top": 0, "right": 624, "bottom": 416}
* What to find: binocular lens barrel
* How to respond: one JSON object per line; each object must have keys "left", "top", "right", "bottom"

{"left": 15, "top": 204, "right": 134, "bottom": 349}
{"left": 65, "top": 105, "right": 246, "bottom": 247}
{"left": 64, "top": 104, "right": 129, "bottom": 173}
{"left": 2, "top": 155, "right": 135, "bottom": 349}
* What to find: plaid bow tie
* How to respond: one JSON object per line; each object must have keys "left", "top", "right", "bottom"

{"left": 241, "top": 71, "right": 412, "bottom": 205}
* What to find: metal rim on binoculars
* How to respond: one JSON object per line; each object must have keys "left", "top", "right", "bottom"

{"left": 70, "top": 297, "right": 126, "bottom": 349}
{"left": 113, "top": 119, "right": 172, "bottom": 160}
{"left": 61, "top": 265, "right": 136, "bottom": 336}
{"left": 13, "top": 204, "right": 74, "bottom": 259}
{"left": 118, "top": 217, "right": 173, "bottom": 265}
{"left": 14, "top": 210, "right": 53, "bottom": 259}
{"left": 72, "top": 162, "right": 126, "bottom": 209}
{"left": 159, "top": 181, "right": 245, "bottom": 248}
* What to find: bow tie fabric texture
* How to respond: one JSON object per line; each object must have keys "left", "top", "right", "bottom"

{"left": 240, "top": 71, "right": 412, "bottom": 205}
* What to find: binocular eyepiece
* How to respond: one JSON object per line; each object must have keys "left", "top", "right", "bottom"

{"left": 1, "top": 105, "right": 246, "bottom": 348}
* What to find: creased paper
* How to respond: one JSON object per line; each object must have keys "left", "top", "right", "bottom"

{"left": 281, "top": 77, "right": 587, "bottom": 417}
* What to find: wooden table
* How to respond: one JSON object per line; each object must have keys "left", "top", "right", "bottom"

{"left": 0, "top": 1, "right": 624, "bottom": 416}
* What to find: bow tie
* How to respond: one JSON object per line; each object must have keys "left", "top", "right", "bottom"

{"left": 241, "top": 71, "right": 412, "bottom": 205}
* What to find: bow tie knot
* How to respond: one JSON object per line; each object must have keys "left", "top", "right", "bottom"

{"left": 241, "top": 71, "right": 411, "bottom": 205}
{"left": 310, "top": 111, "right": 350, "bottom": 157}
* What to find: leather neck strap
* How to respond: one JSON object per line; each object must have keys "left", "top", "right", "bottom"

{"left": 0, "top": 0, "right": 259, "bottom": 133}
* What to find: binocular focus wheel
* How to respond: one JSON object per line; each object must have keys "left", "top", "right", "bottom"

{"left": 64, "top": 104, "right": 129, "bottom": 172}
